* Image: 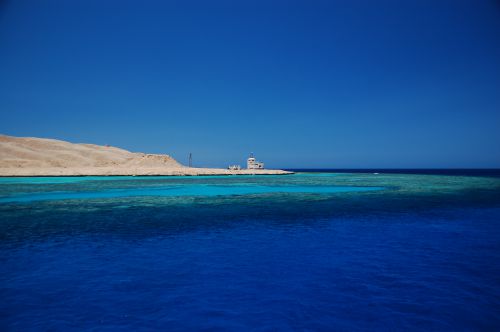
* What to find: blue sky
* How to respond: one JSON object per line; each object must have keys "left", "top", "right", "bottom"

{"left": 1, "top": 0, "right": 499, "bottom": 168}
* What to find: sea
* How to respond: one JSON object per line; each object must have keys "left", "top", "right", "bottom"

{"left": 1, "top": 170, "right": 500, "bottom": 331}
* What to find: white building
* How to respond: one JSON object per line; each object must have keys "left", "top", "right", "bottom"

{"left": 247, "top": 154, "right": 264, "bottom": 169}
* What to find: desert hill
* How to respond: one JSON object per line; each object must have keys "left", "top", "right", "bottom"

{"left": 0, "top": 135, "right": 181, "bottom": 169}
{"left": 0, "top": 135, "right": 291, "bottom": 176}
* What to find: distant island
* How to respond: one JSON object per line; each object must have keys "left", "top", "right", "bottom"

{"left": 0, "top": 135, "right": 292, "bottom": 176}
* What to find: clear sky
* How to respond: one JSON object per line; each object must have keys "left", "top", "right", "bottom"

{"left": 1, "top": 0, "right": 499, "bottom": 168}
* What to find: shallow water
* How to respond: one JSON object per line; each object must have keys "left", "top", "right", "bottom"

{"left": 1, "top": 173, "right": 500, "bottom": 330}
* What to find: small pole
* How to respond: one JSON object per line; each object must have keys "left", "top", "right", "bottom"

{"left": 189, "top": 153, "right": 192, "bottom": 167}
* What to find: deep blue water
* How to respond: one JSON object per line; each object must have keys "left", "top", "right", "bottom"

{"left": 1, "top": 172, "right": 500, "bottom": 331}
{"left": 286, "top": 168, "right": 500, "bottom": 177}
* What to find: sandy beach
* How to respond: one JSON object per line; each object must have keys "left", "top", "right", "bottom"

{"left": 0, "top": 135, "right": 292, "bottom": 176}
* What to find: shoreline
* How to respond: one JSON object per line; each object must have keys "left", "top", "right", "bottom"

{"left": 0, "top": 167, "right": 294, "bottom": 177}
{"left": 0, "top": 135, "right": 293, "bottom": 178}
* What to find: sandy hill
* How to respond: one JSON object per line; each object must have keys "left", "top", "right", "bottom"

{"left": 0, "top": 135, "right": 182, "bottom": 175}
{"left": 0, "top": 135, "right": 291, "bottom": 176}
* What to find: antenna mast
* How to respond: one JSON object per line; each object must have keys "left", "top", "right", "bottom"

{"left": 189, "top": 153, "right": 192, "bottom": 167}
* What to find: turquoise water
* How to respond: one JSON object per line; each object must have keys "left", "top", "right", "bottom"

{"left": 1, "top": 172, "right": 500, "bottom": 330}
{"left": 0, "top": 183, "right": 382, "bottom": 203}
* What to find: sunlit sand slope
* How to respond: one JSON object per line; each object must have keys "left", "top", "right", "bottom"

{"left": 0, "top": 135, "right": 291, "bottom": 176}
